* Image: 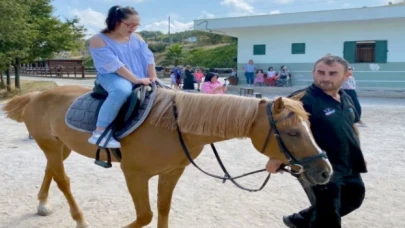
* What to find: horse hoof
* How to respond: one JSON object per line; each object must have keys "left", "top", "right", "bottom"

{"left": 37, "top": 204, "right": 52, "bottom": 216}
{"left": 76, "top": 221, "right": 89, "bottom": 228}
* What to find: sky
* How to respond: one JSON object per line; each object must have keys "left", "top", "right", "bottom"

{"left": 51, "top": 0, "right": 402, "bottom": 37}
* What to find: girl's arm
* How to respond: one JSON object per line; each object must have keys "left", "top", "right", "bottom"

{"left": 135, "top": 33, "right": 157, "bottom": 81}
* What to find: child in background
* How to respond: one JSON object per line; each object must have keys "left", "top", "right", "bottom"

{"left": 193, "top": 69, "right": 204, "bottom": 91}
{"left": 254, "top": 69, "right": 264, "bottom": 86}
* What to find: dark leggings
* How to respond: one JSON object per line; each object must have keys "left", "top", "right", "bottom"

{"left": 344, "top": 89, "right": 362, "bottom": 119}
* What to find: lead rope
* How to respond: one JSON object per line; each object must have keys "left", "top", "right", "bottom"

{"left": 172, "top": 99, "right": 271, "bottom": 192}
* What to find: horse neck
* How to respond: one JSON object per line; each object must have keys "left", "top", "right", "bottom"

{"left": 183, "top": 134, "right": 235, "bottom": 147}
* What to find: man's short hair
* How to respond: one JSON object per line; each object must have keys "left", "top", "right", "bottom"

{"left": 313, "top": 55, "right": 350, "bottom": 72}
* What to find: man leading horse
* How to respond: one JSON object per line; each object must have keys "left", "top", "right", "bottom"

{"left": 266, "top": 55, "right": 368, "bottom": 228}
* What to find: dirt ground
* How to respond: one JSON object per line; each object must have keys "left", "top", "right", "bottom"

{"left": 0, "top": 97, "right": 404, "bottom": 228}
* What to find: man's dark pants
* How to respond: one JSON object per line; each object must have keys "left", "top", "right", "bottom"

{"left": 287, "top": 173, "right": 365, "bottom": 228}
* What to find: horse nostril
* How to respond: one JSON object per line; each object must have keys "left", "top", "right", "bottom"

{"left": 321, "top": 171, "right": 330, "bottom": 179}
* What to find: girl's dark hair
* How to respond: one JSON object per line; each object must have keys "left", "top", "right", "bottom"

{"left": 101, "top": 5, "right": 138, "bottom": 33}
{"left": 268, "top": 66, "right": 273, "bottom": 71}
{"left": 204, "top": 72, "right": 216, "bottom": 82}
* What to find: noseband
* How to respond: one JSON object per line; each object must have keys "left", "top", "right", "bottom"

{"left": 172, "top": 99, "right": 327, "bottom": 192}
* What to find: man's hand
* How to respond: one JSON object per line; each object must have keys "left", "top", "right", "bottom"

{"left": 266, "top": 159, "right": 284, "bottom": 174}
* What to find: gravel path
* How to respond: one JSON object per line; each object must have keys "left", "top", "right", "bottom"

{"left": 0, "top": 93, "right": 404, "bottom": 228}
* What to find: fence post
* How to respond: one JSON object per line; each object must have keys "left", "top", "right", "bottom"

{"left": 81, "top": 66, "right": 85, "bottom": 78}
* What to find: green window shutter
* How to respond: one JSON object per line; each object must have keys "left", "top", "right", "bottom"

{"left": 375, "top": 40, "right": 388, "bottom": 63}
{"left": 253, "top": 44, "right": 266, "bottom": 55}
{"left": 343, "top": 41, "right": 356, "bottom": 63}
{"left": 291, "top": 43, "right": 305, "bottom": 54}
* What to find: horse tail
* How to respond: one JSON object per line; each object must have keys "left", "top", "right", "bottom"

{"left": 3, "top": 91, "right": 41, "bottom": 122}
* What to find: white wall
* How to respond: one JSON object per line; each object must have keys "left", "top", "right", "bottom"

{"left": 235, "top": 19, "right": 405, "bottom": 64}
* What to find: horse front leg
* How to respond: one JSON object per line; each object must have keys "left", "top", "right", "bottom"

{"left": 157, "top": 168, "right": 185, "bottom": 228}
{"left": 121, "top": 166, "right": 153, "bottom": 228}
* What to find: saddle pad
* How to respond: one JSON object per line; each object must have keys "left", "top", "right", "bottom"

{"left": 65, "top": 85, "right": 157, "bottom": 140}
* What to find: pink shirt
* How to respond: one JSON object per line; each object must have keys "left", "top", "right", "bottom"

{"left": 194, "top": 72, "right": 204, "bottom": 82}
{"left": 255, "top": 73, "right": 264, "bottom": 83}
{"left": 201, "top": 81, "right": 224, "bottom": 94}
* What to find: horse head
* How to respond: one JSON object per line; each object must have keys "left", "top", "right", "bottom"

{"left": 250, "top": 97, "right": 332, "bottom": 185}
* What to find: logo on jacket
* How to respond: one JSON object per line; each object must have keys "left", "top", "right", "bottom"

{"left": 323, "top": 107, "right": 336, "bottom": 116}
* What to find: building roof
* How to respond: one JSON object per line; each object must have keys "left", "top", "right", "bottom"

{"left": 390, "top": 1, "right": 405, "bottom": 5}
{"left": 194, "top": 4, "right": 405, "bottom": 35}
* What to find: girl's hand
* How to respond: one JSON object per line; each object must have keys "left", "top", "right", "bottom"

{"left": 134, "top": 78, "right": 151, "bottom": 85}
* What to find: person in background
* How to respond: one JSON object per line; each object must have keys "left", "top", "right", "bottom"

{"left": 242, "top": 59, "right": 256, "bottom": 87}
{"left": 266, "top": 66, "right": 278, "bottom": 86}
{"left": 175, "top": 66, "right": 182, "bottom": 89}
{"left": 201, "top": 72, "right": 227, "bottom": 94}
{"left": 254, "top": 69, "right": 265, "bottom": 86}
{"left": 230, "top": 68, "right": 237, "bottom": 77}
{"left": 194, "top": 68, "right": 204, "bottom": 91}
{"left": 87, "top": 5, "right": 154, "bottom": 148}
{"left": 341, "top": 66, "right": 366, "bottom": 127}
{"left": 182, "top": 65, "right": 195, "bottom": 91}
{"left": 170, "top": 70, "right": 177, "bottom": 89}
{"left": 278, "top": 65, "right": 290, "bottom": 87}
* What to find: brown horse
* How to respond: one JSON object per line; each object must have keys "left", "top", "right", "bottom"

{"left": 3, "top": 85, "right": 332, "bottom": 228}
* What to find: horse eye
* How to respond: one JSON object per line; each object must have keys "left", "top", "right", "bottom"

{"left": 287, "top": 131, "right": 299, "bottom": 137}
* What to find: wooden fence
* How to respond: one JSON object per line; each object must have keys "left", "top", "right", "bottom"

{"left": 19, "top": 66, "right": 235, "bottom": 79}
{"left": 21, "top": 66, "right": 86, "bottom": 78}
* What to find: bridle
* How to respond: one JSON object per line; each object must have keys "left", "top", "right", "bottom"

{"left": 172, "top": 96, "right": 327, "bottom": 192}
{"left": 262, "top": 101, "right": 327, "bottom": 175}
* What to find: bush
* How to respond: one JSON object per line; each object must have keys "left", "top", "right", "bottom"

{"left": 184, "top": 44, "right": 237, "bottom": 68}
{"left": 149, "top": 43, "right": 168, "bottom": 53}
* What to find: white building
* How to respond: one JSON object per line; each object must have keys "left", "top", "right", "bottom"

{"left": 193, "top": 5, "right": 405, "bottom": 88}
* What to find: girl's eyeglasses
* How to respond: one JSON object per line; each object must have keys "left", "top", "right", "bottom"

{"left": 121, "top": 21, "right": 140, "bottom": 29}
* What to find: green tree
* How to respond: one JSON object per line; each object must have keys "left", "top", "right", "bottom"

{"left": 139, "top": 30, "right": 164, "bottom": 40}
{"left": 0, "top": 0, "right": 32, "bottom": 89}
{"left": 0, "top": 0, "right": 86, "bottom": 90}
{"left": 161, "top": 44, "right": 185, "bottom": 66}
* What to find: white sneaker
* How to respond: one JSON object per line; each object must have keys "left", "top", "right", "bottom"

{"left": 88, "top": 130, "right": 121, "bottom": 148}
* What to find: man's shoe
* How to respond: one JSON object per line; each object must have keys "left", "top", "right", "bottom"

{"left": 283, "top": 215, "right": 298, "bottom": 228}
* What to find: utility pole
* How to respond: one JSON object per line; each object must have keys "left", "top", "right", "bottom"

{"left": 169, "top": 16, "right": 172, "bottom": 45}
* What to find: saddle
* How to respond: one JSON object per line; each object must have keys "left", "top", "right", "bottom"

{"left": 65, "top": 79, "right": 168, "bottom": 168}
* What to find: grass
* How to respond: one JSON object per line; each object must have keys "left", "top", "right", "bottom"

{"left": 0, "top": 80, "right": 59, "bottom": 101}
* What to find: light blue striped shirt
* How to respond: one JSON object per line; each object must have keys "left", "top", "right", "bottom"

{"left": 244, "top": 64, "right": 256, "bottom": 73}
{"left": 89, "top": 33, "right": 155, "bottom": 78}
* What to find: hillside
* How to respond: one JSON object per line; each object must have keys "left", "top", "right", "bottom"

{"left": 80, "top": 30, "right": 238, "bottom": 69}
{"left": 140, "top": 30, "right": 237, "bottom": 67}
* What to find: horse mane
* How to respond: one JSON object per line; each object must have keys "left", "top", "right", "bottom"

{"left": 148, "top": 89, "right": 263, "bottom": 138}
{"left": 276, "top": 96, "right": 309, "bottom": 128}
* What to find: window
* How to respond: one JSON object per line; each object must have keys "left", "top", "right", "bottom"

{"left": 291, "top": 43, "right": 305, "bottom": 54}
{"left": 253, "top": 44, "right": 266, "bottom": 55}
{"left": 343, "top": 40, "right": 388, "bottom": 63}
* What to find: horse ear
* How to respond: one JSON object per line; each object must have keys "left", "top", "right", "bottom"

{"left": 273, "top": 97, "right": 285, "bottom": 114}
{"left": 258, "top": 99, "right": 267, "bottom": 106}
